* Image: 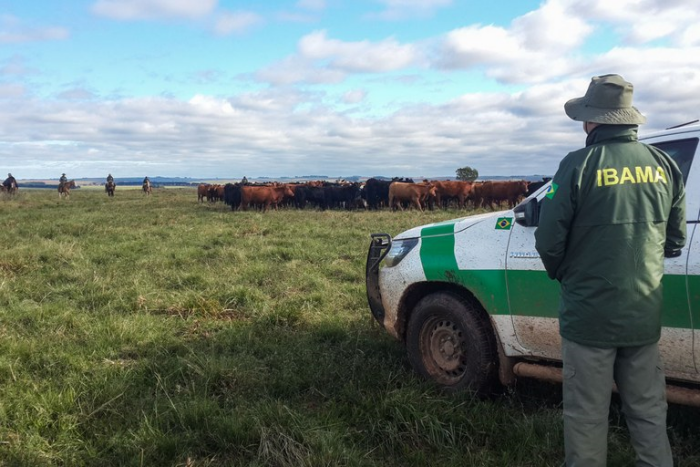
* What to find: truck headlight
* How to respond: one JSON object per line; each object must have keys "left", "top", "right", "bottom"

{"left": 384, "top": 238, "right": 418, "bottom": 267}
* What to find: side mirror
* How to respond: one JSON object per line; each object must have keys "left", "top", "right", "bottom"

{"left": 514, "top": 197, "right": 540, "bottom": 227}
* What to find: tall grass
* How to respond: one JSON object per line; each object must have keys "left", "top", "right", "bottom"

{"left": 0, "top": 189, "right": 698, "bottom": 466}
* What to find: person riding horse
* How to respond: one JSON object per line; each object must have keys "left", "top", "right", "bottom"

{"left": 142, "top": 176, "right": 152, "bottom": 195}
{"left": 105, "top": 174, "right": 116, "bottom": 196}
{"left": 58, "top": 177, "right": 76, "bottom": 197}
{"left": 3, "top": 173, "right": 17, "bottom": 191}
{"left": 59, "top": 173, "right": 68, "bottom": 190}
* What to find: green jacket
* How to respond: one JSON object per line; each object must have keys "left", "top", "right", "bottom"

{"left": 534, "top": 125, "right": 686, "bottom": 348}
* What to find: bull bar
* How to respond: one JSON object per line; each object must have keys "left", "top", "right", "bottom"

{"left": 365, "top": 233, "right": 392, "bottom": 325}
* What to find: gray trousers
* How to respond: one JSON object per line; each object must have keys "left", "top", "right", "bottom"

{"left": 562, "top": 338, "right": 673, "bottom": 467}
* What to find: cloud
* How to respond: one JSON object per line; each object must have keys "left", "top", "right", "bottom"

{"left": 56, "top": 86, "right": 98, "bottom": 101}
{"left": 512, "top": 1, "right": 591, "bottom": 52}
{"left": 0, "top": 83, "right": 25, "bottom": 98}
{"left": 257, "top": 30, "right": 419, "bottom": 85}
{"left": 432, "top": 1, "right": 592, "bottom": 83}
{"left": 91, "top": 0, "right": 218, "bottom": 20}
{"left": 679, "top": 23, "right": 700, "bottom": 47}
{"left": 370, "top": 0, "right": 453, "bottom": 20}
{"left": 299, "top": 30, "right": 418, "bottom": 72}
{"left": 190, "top": 69, "right": 224, "bottom": 85}
{"left": 3, "top": 69, "right": 700, "bottom": 180}
{"left": 567, "top": 0, "right": 700, "bottom": 45}
{"left": 0, "top": 55, "right": 37, "bottom": 76}
{"left": 256, "top": 55, "right": 347, "bottom": 86}
{"left": 0, "top": 15, "right": 69, "bottom": 43}
{"left": 213, "top": 10, "right": 263, "bottom": 36}
{"left": 342, "top": 89, "right": 367, "bottom": 104}
{"left": 429, "top": 0, "right": 699, "bottom": 84}
{"left": 433, "top": 25, "right": 578, "bottom": 84}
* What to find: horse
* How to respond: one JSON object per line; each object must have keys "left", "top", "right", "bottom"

{"left": 142, "top": 180, "right": 152, "bottom": 195}
{"left": 58, "top": 180, "right": 76, "bottom": 198}
{"left": 105, "top": 181, "right": 116, "bottom": 197}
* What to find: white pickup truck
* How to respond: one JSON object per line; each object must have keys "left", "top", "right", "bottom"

{"left": 366, "top": 123, "right": 700, "bottom": 406}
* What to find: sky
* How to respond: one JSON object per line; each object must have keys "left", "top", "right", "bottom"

{"left": 2, "top": 0, "right": 700, "bottom": 180}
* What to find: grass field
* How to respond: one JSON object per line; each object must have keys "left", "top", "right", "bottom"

{"left": 1, "top": 189, "right": 699, "bottom": 467}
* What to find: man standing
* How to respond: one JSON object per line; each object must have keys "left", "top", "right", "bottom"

{"left": 535, "top": 74, "right": 686, "bottom": 466}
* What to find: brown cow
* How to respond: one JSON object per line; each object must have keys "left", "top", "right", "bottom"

{"left": 197, "top": 183, "right": 210, "bottom": 202}
{"left": 471, "top": 180, "right": 529, "bottom": 209}
{"left": 207, "top": 184, "right": 225, "bottom": 202}
{"left": 432, "top": 180, "right": 473, "bottom": 209}
{"left": 388, "top": 182, "right": 437, "bottom": 212}
{"left": 239, "top": 184, "right": 295, "bottom": 212}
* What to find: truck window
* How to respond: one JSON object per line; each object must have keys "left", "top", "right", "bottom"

{"left": 650, "top": 138, "right": 698, "bottom": 184}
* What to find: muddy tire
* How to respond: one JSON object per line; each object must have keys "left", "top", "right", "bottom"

{"left": 406, "top": 291, "right": 497, "bottom": 394}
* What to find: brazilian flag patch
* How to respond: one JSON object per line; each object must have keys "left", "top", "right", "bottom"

{"left": 545, "top": 182, "right": 558, "bottom": 199}
{"left": 495, "top": 217, "right": 513, "bottom": 230}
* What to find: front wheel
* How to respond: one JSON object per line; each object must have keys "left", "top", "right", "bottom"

{"left": 406, "top": 292, "right": 497, "bottom": 394}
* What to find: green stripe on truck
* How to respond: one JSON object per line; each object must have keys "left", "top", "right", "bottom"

{"left": 420, "top": 223, "right": 510, "bottom": 315}
{"left": 506, "top": 270, "right": 694, "bottom": 328}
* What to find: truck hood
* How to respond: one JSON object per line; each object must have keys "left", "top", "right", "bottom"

{"left": 393, "top": 210, "right": 509, "bottom": 240}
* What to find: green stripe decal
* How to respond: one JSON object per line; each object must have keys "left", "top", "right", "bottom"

{"left": 663, "top": 274, "right": 694, "bottom": 328}
{"left": 507, "top": 269, "right": 694, "bottom": 328}
{"left": 420, "top": 223, "right": 458, "bottom": 282}
{"left": 420, "top": 224, "right": 510, "bottom": 315}
{"left": 506, "top": 269, "right": 560, "bottom": 319}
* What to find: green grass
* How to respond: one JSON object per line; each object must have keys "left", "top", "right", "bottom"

{"left": 0, "top": 189, "right": 698, "bottom": 466}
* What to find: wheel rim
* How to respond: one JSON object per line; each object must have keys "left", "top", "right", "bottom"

{"left": 421, "top": 317, "right": 468, "bottom": 384}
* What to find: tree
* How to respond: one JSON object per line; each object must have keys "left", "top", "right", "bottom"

{"left": 455, "top": 166, "right": 479, "bottom": 182}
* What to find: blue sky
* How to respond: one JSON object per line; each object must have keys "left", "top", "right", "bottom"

{"left": 1, "top": 0, "right": 700, "bottom": 179}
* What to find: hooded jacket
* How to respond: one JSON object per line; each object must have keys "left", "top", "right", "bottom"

{"left": 535, "top": 125, "right": 686, "bottom": 347}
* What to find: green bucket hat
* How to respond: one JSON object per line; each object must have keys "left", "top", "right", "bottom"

{"left": 564, "top": 74, "right": 646, "bottom": 125}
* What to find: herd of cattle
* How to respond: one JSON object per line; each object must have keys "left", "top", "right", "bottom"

{"left": 197, "top": 177, "right": 551, "bottom": 212}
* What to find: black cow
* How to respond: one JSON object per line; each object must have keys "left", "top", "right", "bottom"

{"left": 223, "top": 183, "right": 242, "bottom": 210}
{"left": 362, "top": 177, "right": 414, "bottom": 210}
{"left": 525, "top": 177, "right": 552, "bottom": 196}
{"left": 325, "top": 183, "right": 363, "bottom": 210}
{"left": 293, "top": 185, "right": 328, "bottom": 209}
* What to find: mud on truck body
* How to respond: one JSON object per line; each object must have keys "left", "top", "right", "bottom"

{"left": 366, "top": 123, "right": 700, "bottom": 406}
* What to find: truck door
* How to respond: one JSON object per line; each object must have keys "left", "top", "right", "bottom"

{"left": 650, "top": 137, "right": 698, "bottom": 376}
{"left": 505, "top": 209, "right": 562, "bottom": 359}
